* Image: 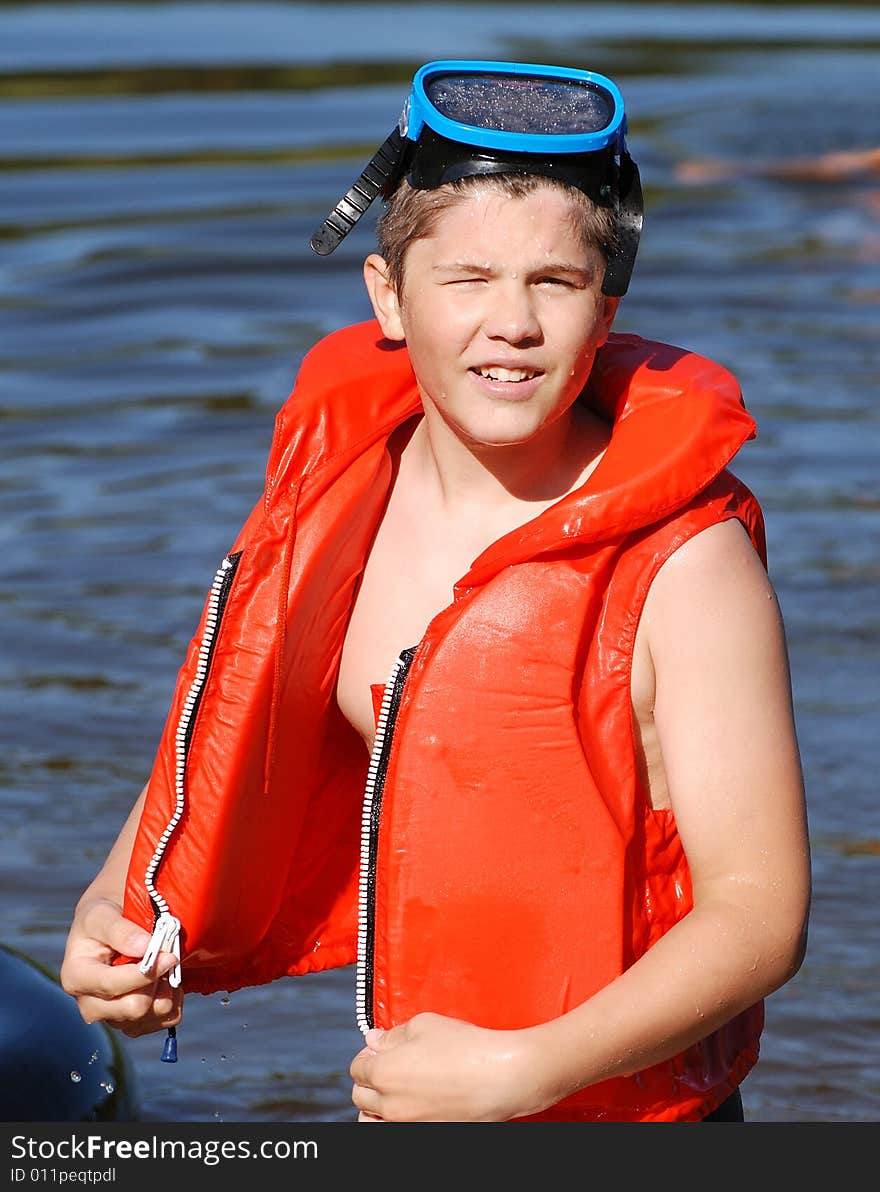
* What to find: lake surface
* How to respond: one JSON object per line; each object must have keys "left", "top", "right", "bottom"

{"left": 1, "top": 1, "right": 878, "bottom": 1124}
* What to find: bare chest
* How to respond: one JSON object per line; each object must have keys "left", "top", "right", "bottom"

{"left": 335, "top": 500, "right": 480, "bottom": 753}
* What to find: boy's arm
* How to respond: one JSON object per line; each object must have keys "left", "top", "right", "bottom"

{"left": 350, "top": 518, "right": 810, "bottom": 1121}
{"left": 60, "top": 784, "right": 183, "bottom": 1035}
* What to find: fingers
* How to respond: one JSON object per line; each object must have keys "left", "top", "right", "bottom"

{"left": 82, "top": 978, "right": 184, "bottom": 1037}
{"left": 78, "top": 899, "right": 153, "bottom": 962}
{"left": 78, "top": 960, "right": 181, "bottom": 1033}
{"left": 349, "top": 1037, "right": 383, "bottom": 1086}
{"left": 350, "top": 1041, "right": 379, "bottom": 1117}
{"left": 119, "top": 984, "right": 184, "bottom": 1038}
{"left": 349, "top": 1050, "right": 370, "bottom": 1087}
{"left": 63, "top": 948, "right": 177, "bottom": 1002}
{"left": 352, "top": 1080, "right": 384, "bottom": 1120}
{"left": 349, "top": 1023, "right": 397, "bottom": 1100}
{"left": 351, "top": 1026, "right": 396, "bottom": 1120}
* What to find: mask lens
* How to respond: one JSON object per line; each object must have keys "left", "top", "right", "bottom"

{"left": 423, "top": 72, "right": 616, "bottom": 137}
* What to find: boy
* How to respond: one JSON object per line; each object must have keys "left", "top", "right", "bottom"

{"left": 61, "top": 61, "right": 810, "bottom": 1122}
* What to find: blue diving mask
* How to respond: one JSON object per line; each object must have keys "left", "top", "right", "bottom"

{"left": 309, "top": 59, "right": 643, "bottom": 297}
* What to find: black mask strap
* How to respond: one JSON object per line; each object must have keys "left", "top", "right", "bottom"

{"left": 601, "top": 150, "right": 643, "bottom": 297}
{"left": 309, "top": 128, "right": 406, "bottom": 256}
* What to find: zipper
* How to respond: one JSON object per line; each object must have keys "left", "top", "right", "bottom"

{"left": 355, "top": 645, "right": 416, "bottom": 1035}
{"left": 137, "top": 550, "right": 241, "bottom": 1057}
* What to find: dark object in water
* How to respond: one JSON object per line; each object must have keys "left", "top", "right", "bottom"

{"left": 0, "top": 943, "right": 140, "bottom": 1121}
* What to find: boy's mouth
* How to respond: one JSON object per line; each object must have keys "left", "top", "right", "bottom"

{"left": 472, "top": 366, "right": 542, "bottom": 383}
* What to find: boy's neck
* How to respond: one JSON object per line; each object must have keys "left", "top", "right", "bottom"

{"left": 408, "top": 399, "right": 610, "bottom": 514}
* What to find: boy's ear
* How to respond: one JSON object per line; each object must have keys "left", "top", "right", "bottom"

{"left": 363, "top": 254, "right": 405, "bottom": 342}
{"left": 597, "top": 295, "right": 620, "bottom": 346}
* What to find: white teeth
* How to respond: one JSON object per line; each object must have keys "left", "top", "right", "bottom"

{"left": 477, "top": 366, "right": 538, "bottom": 382}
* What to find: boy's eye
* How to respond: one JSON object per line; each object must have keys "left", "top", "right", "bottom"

{"left": 537, "top": 276, "right": 574, "bottom": 288}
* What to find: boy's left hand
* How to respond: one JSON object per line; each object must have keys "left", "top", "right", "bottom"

{"left": 349, "top": 1011, "right": 530, "bottom": 1122}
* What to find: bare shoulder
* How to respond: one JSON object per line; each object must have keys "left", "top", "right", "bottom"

{"left": 642, "top": 519, "right": 800, "bottom": 754}
{"left": 651, "top": 516, "right": 772, "bottom": 595}
{"left": 641, "top": 517, "right": 785, "bottom": 662}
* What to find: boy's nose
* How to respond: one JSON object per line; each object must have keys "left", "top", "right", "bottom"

{"left": 483, "top": 282, "right": 541, "bottom": 344}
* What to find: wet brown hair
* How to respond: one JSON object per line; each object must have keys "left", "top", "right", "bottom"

{"left": 376, "top": 173, "right": 619, "bottom": 296}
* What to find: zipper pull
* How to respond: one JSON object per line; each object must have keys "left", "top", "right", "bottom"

{"left": 139, "top": 913, "right": 183, "bottom": 1065}
{"left": 161, "top": 1026, "right": 178, "bottom": 1064}
{"left": 138, "top": 911, "right": 182, "bottom": 988}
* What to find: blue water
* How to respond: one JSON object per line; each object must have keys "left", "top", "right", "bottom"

{"left": 1, "top": 2, "right": 878, "bottom": 1123}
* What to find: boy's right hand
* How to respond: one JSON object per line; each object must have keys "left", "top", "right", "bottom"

{"left": 60, "top": 897, "right": 183, "bottom": 1037}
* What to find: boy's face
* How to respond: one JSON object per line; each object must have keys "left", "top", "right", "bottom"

{"left": 364, "top": 183, "right": 619, "bottom": 452}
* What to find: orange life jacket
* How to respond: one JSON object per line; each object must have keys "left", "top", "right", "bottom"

{"left": 123, "top": 320, "right": 766, "bottom": 1121}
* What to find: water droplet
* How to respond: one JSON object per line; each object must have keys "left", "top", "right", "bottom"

{"left": 99, "top": 1081, "right": 115, "bottom": 1094}
{"left": 200, "top": 1057, "right": 207, "bottom": 1064}
{"left": 219, "top": 1054, "right": 227, "bottom": 1062}
{"left": 241, "top": 1023, "right": 248, "bottom": 1030}
{"left": 70, "top": 1071, "right": 81, "bottom": 1083}
{"left": 88, "top": 1050, "right": 99, "bottom": 1066}
{"left": 213, "top": 1111, "right": 223, "bottom": 1121}
{"left": 219, "top": 996, "right": 230, "bottom": 1006}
